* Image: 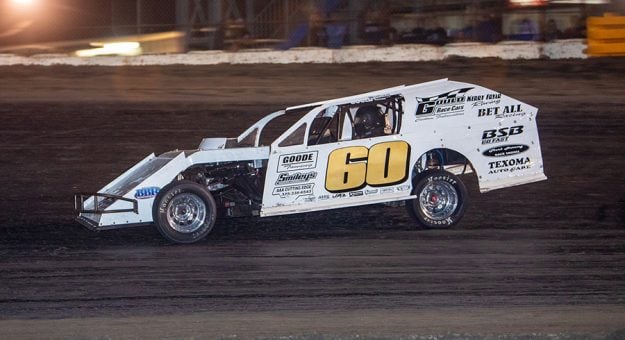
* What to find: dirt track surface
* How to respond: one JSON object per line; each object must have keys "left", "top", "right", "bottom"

{"left": 1, "top": 58, "right": 625, "bottom": 338}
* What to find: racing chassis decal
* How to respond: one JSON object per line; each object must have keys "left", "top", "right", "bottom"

{"left": 415, "top": 87, "right": 473, "bottom": 120}
{"left": 325, "top": 141, "right": 410, "bottom": 193}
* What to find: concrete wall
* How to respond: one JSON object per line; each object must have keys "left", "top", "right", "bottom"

{"left": 0, "top": 40, "right": 586, "bottom": 66}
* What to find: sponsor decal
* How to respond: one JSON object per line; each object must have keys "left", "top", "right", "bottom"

{"left": 349, "top": 191, "right": 364, "bottom": 197}
{"left": 365, "top": 189, "right": 379, "bottom": 195}
{"left": 318, "top": 194, "right": 330, "bottom": 201}
{"left": 332, "top": 193, "right": 347, "bottom": 199}
{"left": 488, "top": 157, "right": 531, "bottom": 174}
{"left": 272, "top": 183, "right": 314, "bottom": 198}
{"left": 303, "top": 196, "right": 316, "bottom": 202}
{"left": 482, "top": 144, "right": 529, "bottom": 157}
{"left": 477, "top": 104, "right": 526, "bottom": 119}
{"left": 477, "top": 107, "right": 499, "bottom": 117}
{"left": 278, "top": 151, "right": 318, "bottom": 172}
{"left": 135, "top": 186, "right": 159, "bottom": 199}
{"left": 469, "top": 92, "right": 502, "bottom": 108}
{"left": 275, "top": 171, "right": 317, "bottom": 186}
{"left": 380, "top": 187, "right": 395, "bottom": 194}
{"left": 397, "top": 185, "right": 411, "bottom": 192}
{"left": 482, "top": 125, "right": 524, "bottom": 145}
{"left": 415, "top": 87, "right": 473, "bottom": 120}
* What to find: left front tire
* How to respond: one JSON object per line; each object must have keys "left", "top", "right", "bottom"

{"left": 153, "top": 180, "right": 217, "bottom": 244}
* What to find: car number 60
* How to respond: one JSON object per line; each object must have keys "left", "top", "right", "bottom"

{"left": 325, "top": 141, "right": 410, "bottom": 192}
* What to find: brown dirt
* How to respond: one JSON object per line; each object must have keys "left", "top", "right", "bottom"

{"left": 0, "top": 57, "right": 624, "bottom": 338}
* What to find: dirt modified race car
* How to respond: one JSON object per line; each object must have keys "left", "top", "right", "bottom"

{"left": 75, "top": 79, "right": 546, "bottom": 243}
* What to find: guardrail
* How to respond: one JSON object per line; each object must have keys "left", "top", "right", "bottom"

{"left": 0, "top": 40, "right": 586, "bottom": 66}
{"left": 587, "top": 14, "right": 625, "bottom": 57}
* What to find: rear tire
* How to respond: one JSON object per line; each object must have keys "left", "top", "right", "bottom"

{"left": 153, "top": 180, "right": 217, "bottom": 244}
{"left": 406, "top": 170, "right": 468, "bottom": 229}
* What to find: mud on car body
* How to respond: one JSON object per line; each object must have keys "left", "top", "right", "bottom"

{"left": 74, "top": 79, "right": 547, "bottom": 244}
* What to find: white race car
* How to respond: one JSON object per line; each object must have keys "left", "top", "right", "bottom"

{"left": 75, "top": 79, "right": 546, "bottom": 243}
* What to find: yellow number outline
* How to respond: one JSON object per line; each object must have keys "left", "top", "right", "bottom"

{"left": 325, "top": 141, "right": 410, "bottom": 193}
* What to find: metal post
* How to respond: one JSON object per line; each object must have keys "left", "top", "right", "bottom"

{"left": 209, "top": 0, "right": 223, "bottom": 26}
{"left": 246, "top": 0, "right": 254, "bottom": 35}
{"left": 209, "top": 0, "right": 223, "bottom": 49}
{"left": 348, "top": 0, "right": 363, "bottom": 45}
{"left": 176, "top": 0, "right": 190, "bottom": 29}
{"left": 136, "top": 0, "right": 142, "bottom": 34}
{"left": 111, "top": 0, "right": 116, "bottom": 35}
{"left": 176, "top": 0, "right": 190, "bottom": 51}
{"left": 284, "top": 0, "right": 289, "bottom": 39}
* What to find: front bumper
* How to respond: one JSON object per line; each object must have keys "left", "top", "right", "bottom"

{"left": 74, "top": 193, "right": 140, "bottom": 231}
{"left": 74, "top": 193, "right": 138, "bottom": 214}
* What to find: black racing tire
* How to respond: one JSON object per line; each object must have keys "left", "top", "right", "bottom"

{"left": 152, "top": 180, "right": 217, "bottom": 244}
{"left": 406, "top": 170, "right": 468, "bottom": 229}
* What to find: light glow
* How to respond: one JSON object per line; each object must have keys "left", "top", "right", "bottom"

{"left": 11, "top": 0, "right": 36, "bottom": 6}
{"left": 75, "top": 42, "right": 142, "bottom": 57}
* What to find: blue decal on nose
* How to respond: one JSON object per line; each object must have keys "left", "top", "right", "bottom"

{"left": 135, "top": 187, "right": 160, "bottom": 199}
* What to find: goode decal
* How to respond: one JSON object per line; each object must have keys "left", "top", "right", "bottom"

{"left": 278, "top": 151, "right": 318, "bottom": 172}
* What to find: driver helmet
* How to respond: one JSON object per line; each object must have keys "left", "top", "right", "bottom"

{"left": 354, "top": 105, "right": 384, "bottom": 137}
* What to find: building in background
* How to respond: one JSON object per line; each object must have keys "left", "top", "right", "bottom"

{"left": 0, "top": 0, "right": 617, "bottom": 54}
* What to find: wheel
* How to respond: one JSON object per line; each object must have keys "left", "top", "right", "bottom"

{"left": 406, "top": 170, "right": 468, "bottom": 229}
{"left": 152, "top": 180, "right": 217, "bottom": 244}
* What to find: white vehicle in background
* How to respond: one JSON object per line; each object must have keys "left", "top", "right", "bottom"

{"left": 74, "top": 79, "right": 546, "bottom": 243}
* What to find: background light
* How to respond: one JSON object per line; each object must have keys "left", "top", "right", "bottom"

{"left": 75, "top": 42, "right": 142, "bottom": 57}
{"left": 11, "top": 0, "right": 36, "bottom": 6}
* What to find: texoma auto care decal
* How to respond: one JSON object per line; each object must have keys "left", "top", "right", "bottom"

{"left": 482, "top": 125, "right": 524, "bottom": 145}
{"left": 325, "top": 141, "right": 410, "bottom": 193}
{"left": 488, "top": 157, "right": 532, "bottom": 174}
{"left": 482, "top": 144, "right": 530, "bottom": 157}
{"left": 415, "top": 87, "right": 473, "bottom": 120}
